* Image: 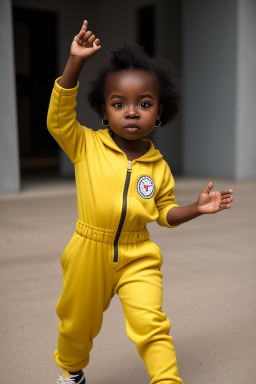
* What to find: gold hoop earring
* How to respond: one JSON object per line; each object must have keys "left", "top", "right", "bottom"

{"left": 102, "top": 119, "right": 110, "bottom": 127}
{"left": 155, "top": 120, "right": 161, "bottom": 128}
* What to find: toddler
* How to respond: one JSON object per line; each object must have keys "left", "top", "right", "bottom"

{"left": 47, "top": 20, "right": 233, "bottom": 384}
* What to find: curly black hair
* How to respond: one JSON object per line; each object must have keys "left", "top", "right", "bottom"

{"left": 88, "top": 43, "right": 181, "bottom": 125}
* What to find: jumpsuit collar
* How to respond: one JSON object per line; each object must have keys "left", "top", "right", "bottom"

{"left": 96, "top": 128, "right": 163, "bottom": 163}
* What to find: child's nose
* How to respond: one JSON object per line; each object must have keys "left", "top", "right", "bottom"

{"left": 125, "top": 105, "right": 139, "bottom": 118}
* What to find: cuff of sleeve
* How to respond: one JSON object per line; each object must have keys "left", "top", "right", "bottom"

{"left": 157, "top": 204, "right": 180, "bottom": 228}
{"left": 53, "top": 77, "right": 79, "bottom": 96}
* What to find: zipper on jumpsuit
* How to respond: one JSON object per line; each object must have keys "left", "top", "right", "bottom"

{"left": 113, "top": 160, "right": 132, "bottom": 262}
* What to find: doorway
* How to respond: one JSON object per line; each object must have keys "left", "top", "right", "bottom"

{"left": 13, "top": 6, "right": 58, "bottom": 178}
{"left": 137, "top": 4, "right": 155, "bottom": 57}
{"left": 136, "top": 5, "right": 156, "bottom": 142}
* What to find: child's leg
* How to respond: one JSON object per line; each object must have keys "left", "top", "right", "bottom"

{"left": 54, "top": 232, "right": 114, "bottom": 372}
{"left": 116, "top": 240, "right": 184, "bottom": 384}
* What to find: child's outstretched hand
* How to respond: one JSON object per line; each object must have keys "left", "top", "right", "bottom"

{"left": 71, "top": 20, "right": 101, "bottom": 61}
{"left": 196, "top": 182, "right": 234, "bottom": 214}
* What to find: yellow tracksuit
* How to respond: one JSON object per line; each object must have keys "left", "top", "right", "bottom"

{"left": 47, "top": 78, "right": 184, "bottom": 384}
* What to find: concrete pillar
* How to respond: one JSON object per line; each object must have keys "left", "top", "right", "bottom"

{"left": 0, "top": 0, "right": 20, "bottom": 193}
{"left": 182, "top": 0, "right": 237, "bottom": 178}
{"left": 236, "top": 0, "right": 256, "bottom": 179}
{"left": 182, "top": 0, "right": 256, "bottom": 180}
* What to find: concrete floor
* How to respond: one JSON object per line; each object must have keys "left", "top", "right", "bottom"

{"left": 0, "top": 176, "right": 255, "bottom": 384}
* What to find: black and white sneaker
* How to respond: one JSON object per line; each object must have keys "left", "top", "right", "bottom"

{"left": 57, "top": 370, "right": 86, "bottom": 384}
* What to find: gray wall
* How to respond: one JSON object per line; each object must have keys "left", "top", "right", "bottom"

{"left": 1, "top": 0, "right": 255, "bottom": 194}
{"left": 0, "top": 0, "right": 20, "bottom": 193}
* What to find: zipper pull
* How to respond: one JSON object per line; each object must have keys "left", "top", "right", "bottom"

{"left": 127, "top": 160, "right": 132, "bottom": 172}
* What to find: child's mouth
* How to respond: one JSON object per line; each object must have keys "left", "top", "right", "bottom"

{"left": 124, "top": 124, "right": 140, "bottom": 133}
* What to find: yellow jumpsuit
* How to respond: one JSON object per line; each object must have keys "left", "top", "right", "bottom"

{"left": 47, "top": 78, "right": 184, "bottom": 384}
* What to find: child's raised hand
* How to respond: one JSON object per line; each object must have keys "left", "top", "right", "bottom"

{"left": 71, "top": 20, "right": 101, "bottom": 61}
{"left": 196, "top": 182, "right": 234, "bottom": 214}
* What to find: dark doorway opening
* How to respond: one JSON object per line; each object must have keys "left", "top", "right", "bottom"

{"left": 137, "top": 5, "right": 155, "bottom": 57}
{"left": 137, "top": 5, "right": 156, "bottom": 141}
{"left": 13, "top": 6, "right": 58, "bottom": 179}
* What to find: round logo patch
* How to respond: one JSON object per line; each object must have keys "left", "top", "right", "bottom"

{"left": 137, "top": 175, "right": 155, "bottom": 199}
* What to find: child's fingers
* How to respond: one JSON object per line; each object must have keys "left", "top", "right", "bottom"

{"left": 221, "top": 194, "right": 233, "bottom": 201}
{"left": 221, "top": 196, "right": 233, "bottom": 205}
{"left": 80, "top": 31, "right": 95, "bottom": 46}
{"left": 74, "top": 30, "right": 87, "bottom": 44}
{"left": 219, "top": 203, "right": 232, "bottom": 210}
{"left": 82, "top": 33, "right": 101, "bottom": 49}
{"left": 92, "top": 40, "right": 101, "bottom": 51}
{"left": 80, "top": 31, "right": 92, "bottom": 45}
{"left": 87, "top": 33, "right": 96, "bottom": 44}
{"left": 76, "top": 20, "right": 88, "bottom": 40}
{"left": 220, "top": 192, "right": 234, "bottom": 205}
{"left": 220, "top": 189, "right": 233, "bottom": 195}
{"left": 84, "top": 30, "right": 93, "bottom": 41}
{"left": 219, "top": 191, "right": 234, "bottom": 210}
{"left": 73, "top": 20, "right": 101, "bottom": 53}
{"left": 202, "top": 181, "right": 213, "bottom": 195}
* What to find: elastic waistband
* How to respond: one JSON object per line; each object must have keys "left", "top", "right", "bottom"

{"left": 76, "top": 219, "right": 149, "bottom": 245}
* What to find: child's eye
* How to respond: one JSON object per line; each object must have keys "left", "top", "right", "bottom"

{"left": 113, "top": 101, "right": 124, "bottom": 109}
{"left": 140, "top": 101, "right": 151, "bottom": 109}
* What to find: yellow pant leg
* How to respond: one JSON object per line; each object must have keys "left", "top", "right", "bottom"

{"left": 54, "top": 233, "right": 114, "bottom": 372}
{"left": 116, "top": 240, "right": 184, "bottom": 384}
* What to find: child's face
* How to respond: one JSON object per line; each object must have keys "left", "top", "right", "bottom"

{"left": 103, "top": 69, "right": 162, "bottom": 141}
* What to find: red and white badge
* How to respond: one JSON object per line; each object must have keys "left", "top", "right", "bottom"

{"left": 137, "top": 175, "right": 155, "bottom": 199}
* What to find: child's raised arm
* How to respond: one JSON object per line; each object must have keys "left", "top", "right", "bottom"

{"left": 167, "top": 182, "right": 234, "bottom": 226}
{"left": 47, "top": 20, "right": 101, "bottom": 163}
{"left": 58, "top": 20, "right": 101, "bottom": 89}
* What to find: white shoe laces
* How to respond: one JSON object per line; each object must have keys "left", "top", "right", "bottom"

{"left": 57, "top": 374, "right": 79, "bottom": 384}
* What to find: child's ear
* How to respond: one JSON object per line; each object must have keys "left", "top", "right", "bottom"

{"left": 157, "top": 104, "right": 163, "bottom": 119}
